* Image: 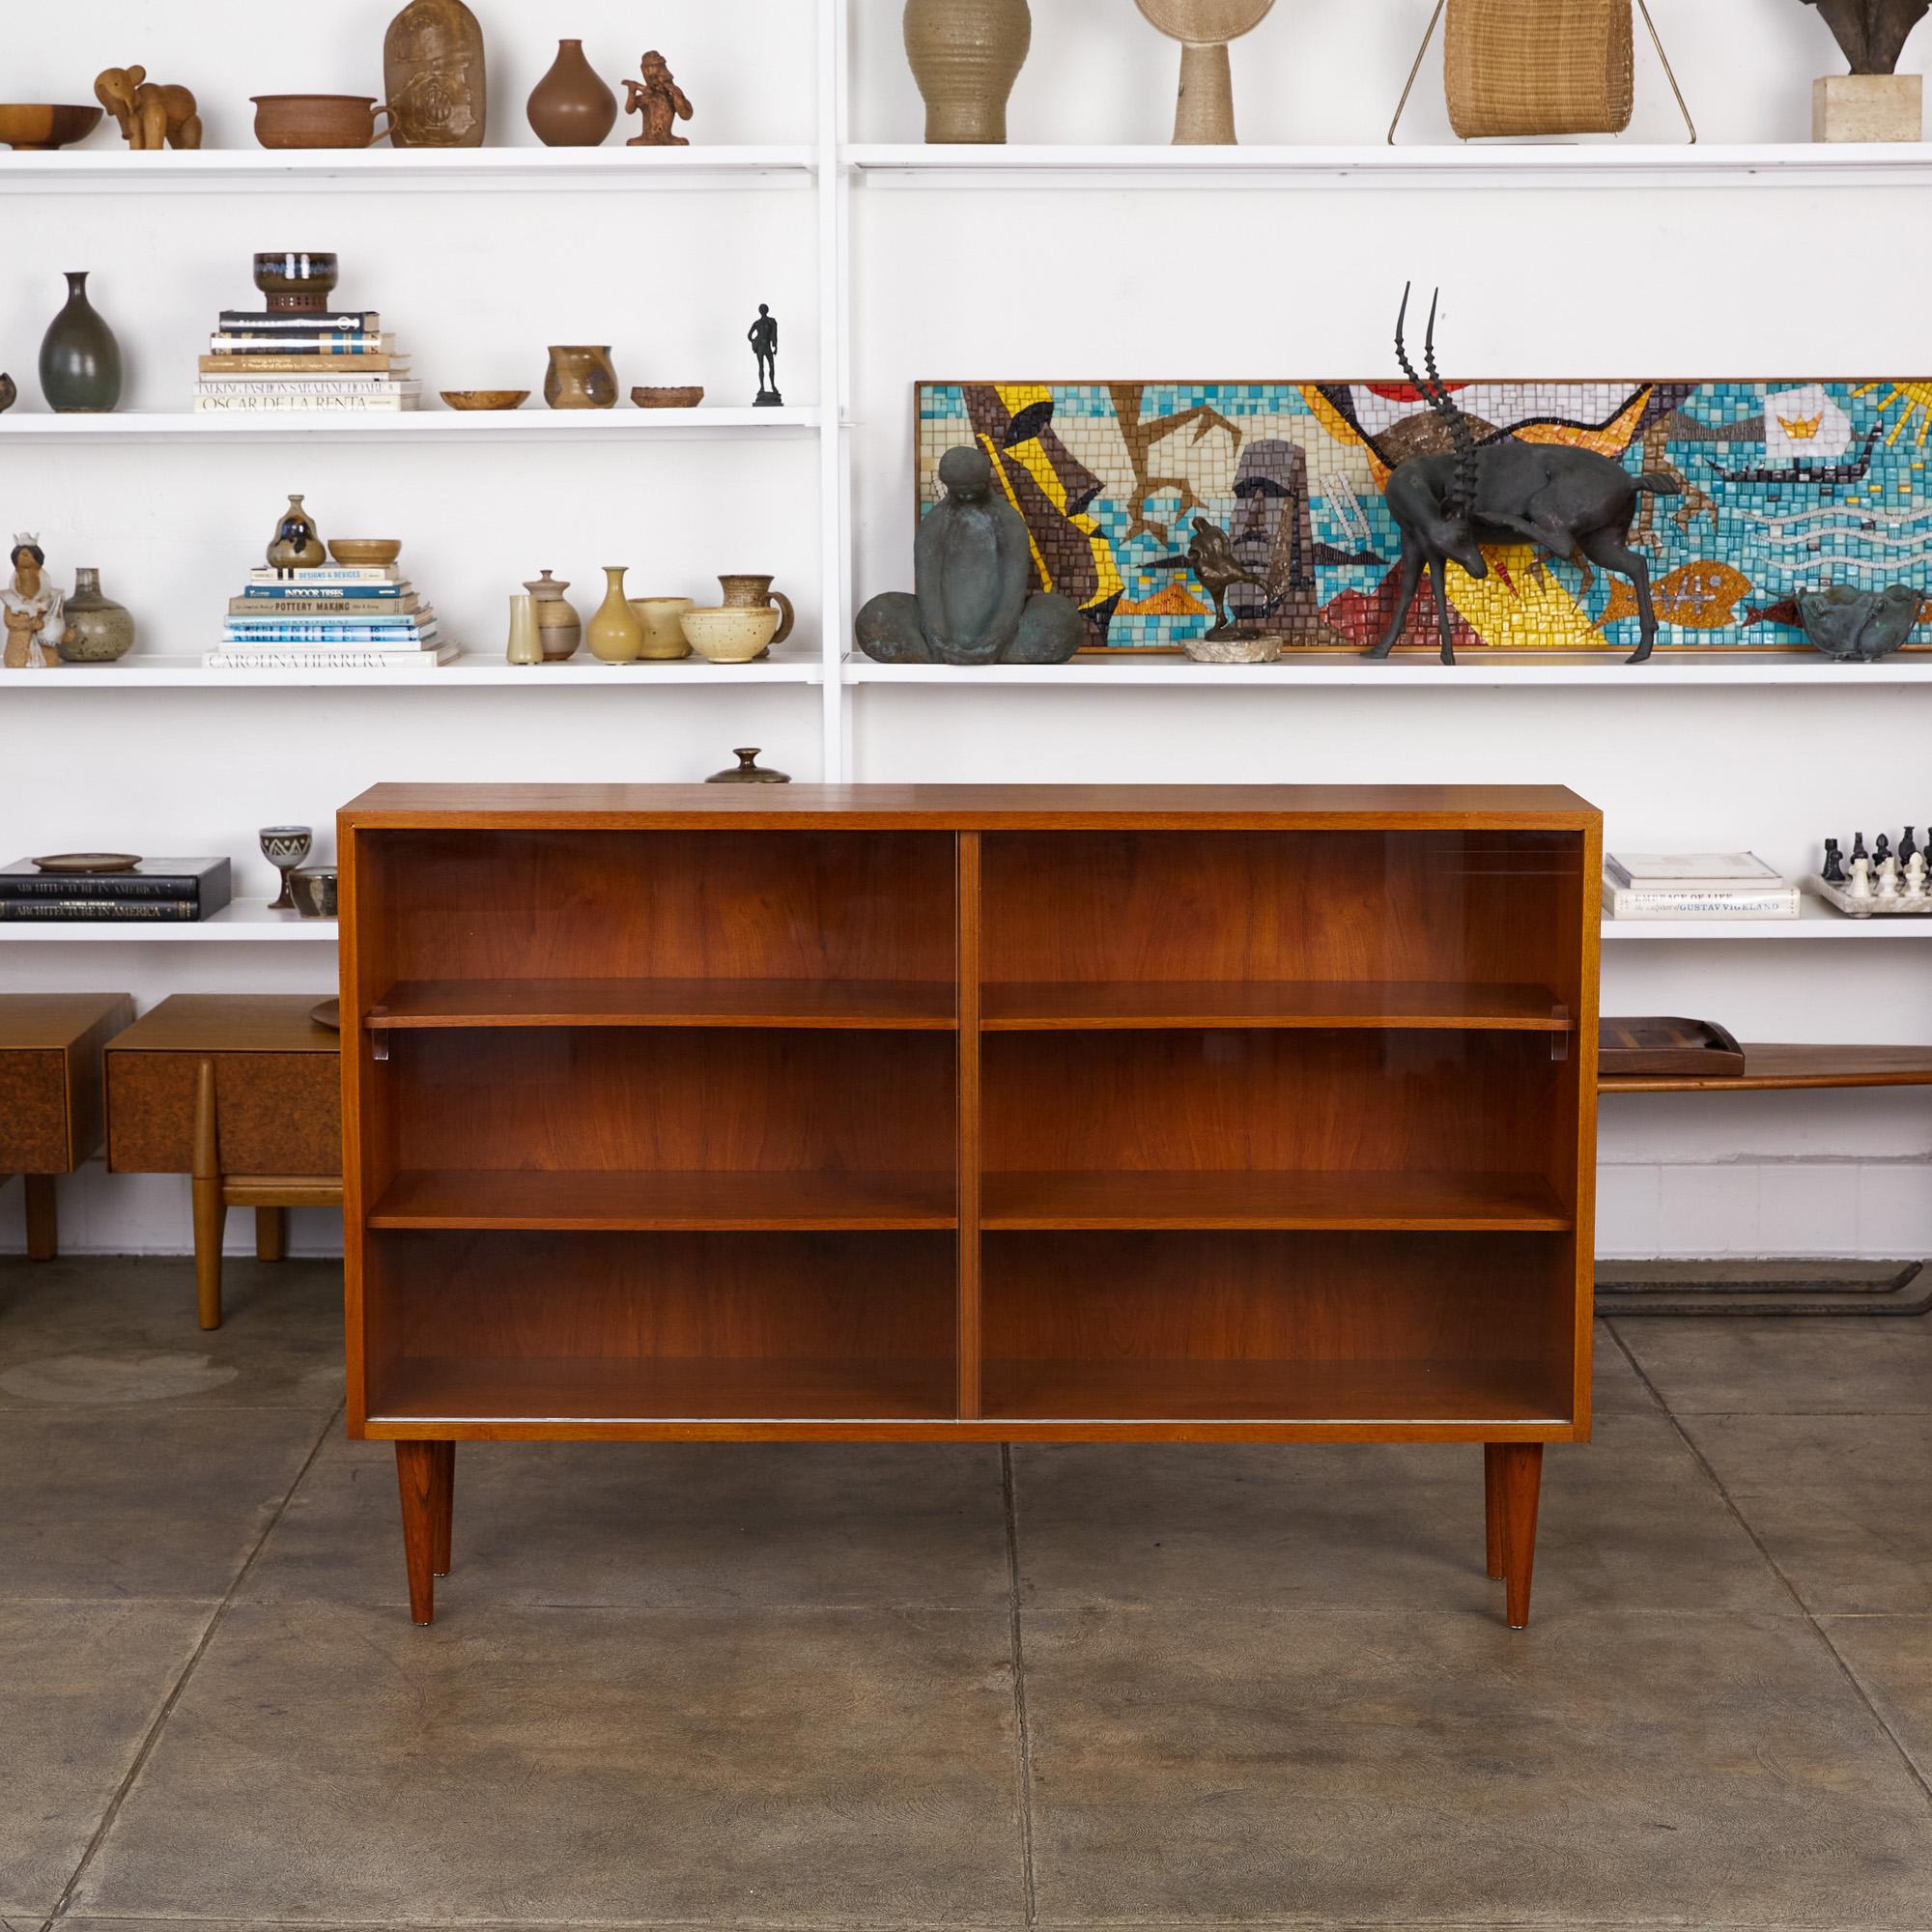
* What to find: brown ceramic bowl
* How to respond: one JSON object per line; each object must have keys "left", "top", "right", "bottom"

{"left": 440, "top": 389, "right": 530, "bottom": 412}
{"left": 288, "top": 867, "right": 338, "bottom": 919}
{"left": 632, "top": 385, "right": 705, "bottom": 410}
{"left": 327, "top": 538, "right": 402, "bottom": 567}
{"left": 0, "top": 104, "right": 102, "bottom": 150}
{"left": 251, "top": 94, "right": 391, "bottom": 150}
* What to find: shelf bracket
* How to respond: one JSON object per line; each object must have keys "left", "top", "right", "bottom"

{"left": 370, "top": 1032, "right": 390, "bottom": 1063}
{"left": 1551, "top": 1007, "right": 1571, "bottom": 1062}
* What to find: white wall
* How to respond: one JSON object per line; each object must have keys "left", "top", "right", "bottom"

{"left": 6, "top": 0, "right": 1931, "bottom": 1261}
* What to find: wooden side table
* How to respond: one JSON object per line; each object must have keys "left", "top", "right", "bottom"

{"left": 105, "top": 994, "right": 342, "bottom": 1328}
{"left": 0, "top": 993, "right": 134, "bottom": 1260}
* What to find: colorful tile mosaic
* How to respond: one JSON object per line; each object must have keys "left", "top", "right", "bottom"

{"left": 915, "top": 380, "right": 1932, "bottom": 653}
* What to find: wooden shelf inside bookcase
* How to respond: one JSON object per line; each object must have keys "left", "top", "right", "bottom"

{"left": 369, "top": 1169, "right": 957, "bottom": 1231}
{"left": 368, "top": 977, "right": 956, "bottom": 1030}
{"left": 981, "top": 980, "right": 1569, "bottom": 1031}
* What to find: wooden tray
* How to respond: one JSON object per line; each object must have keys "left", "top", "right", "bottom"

{"left": 1599, "top": 1015, "right": 1745, "bottom": 1078}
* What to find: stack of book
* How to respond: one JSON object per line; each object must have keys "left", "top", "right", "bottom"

{"left": 0, "top": 857, "right": 232, "bottom": 923}
{"left": 207, "top": 565, "right": 453, "bottom": 673}
{"left": 1603, "top": 852, "right": 1800, "bottom": 921}
{"left": 194, "top": 307, "right": 417, "bottom": 414}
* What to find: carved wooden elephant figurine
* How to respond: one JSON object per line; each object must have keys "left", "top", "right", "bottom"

{"left": 94, "top": 67, "right": 203, "bottom": 150}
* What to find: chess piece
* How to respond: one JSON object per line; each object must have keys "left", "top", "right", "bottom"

{"left": 624, "top": 50, "right": 693, "bottom": 146}
{"left": 1822, "top": 838, "right": 1846, "bottom": 883}
{"left": 1901, "top": 826, "right": 1919, "bottom": 867}
{"left": 1852, "top": 831, "right": 1870, "bottom": 865}
{"left": 1908, "top": 850, "right": 1927, "bottom": 897}
{"left": 1849, "top": 852, "right": 1874, "bottom": 897}
{"left": 748, "top": 303, "right": 781, "bottom": 407}
{"left": 1876, "top": 833, "right": 1892, "bottom": 869}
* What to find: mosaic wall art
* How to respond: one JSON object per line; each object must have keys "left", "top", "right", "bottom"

{"left": 915, "top": 380, "right": 1932, "bottom": 653}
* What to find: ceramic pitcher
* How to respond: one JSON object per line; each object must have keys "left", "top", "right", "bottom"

{"left": 717, "top": 574, "right": 794, "bottom": 645}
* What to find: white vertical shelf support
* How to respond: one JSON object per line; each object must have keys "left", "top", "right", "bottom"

{"left": 818, "top": 0, "right": 853, "bottom": 781}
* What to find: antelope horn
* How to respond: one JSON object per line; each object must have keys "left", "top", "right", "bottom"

{"left": 1422, "top": 288, "right": 1482, "bottom": 518}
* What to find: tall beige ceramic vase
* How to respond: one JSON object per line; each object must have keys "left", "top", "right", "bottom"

{"left": 903, "top": 0, "right": 1032, "bottom": 143}
{"left": 586, "top": 565, "right": 645, "bottom": 663}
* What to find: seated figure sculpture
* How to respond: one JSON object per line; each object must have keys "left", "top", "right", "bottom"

{"left": 856, "top": 446, "right": 1084, "bottom": 665}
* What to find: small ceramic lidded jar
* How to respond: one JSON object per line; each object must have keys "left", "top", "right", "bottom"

{"left": 524, "top": 570, "right": 581, "bottom": 661}
{"left": 267, "top": 493, "right": 327, "bottom": 569}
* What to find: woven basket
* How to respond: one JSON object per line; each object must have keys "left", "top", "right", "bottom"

{"left": 1444, "top": 0, "right": 1634, "bottom": 138}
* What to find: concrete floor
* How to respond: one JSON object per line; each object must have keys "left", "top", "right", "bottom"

{"left": 3, "top": 1259, "right": 1932, "bottom": 1932}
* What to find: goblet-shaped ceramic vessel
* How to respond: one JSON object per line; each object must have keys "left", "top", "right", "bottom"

{"left": 1134, "top": 0, "right": 1276, "bottom": 144}
{"left": 259, "top": 825, "right": 312, "bottom": 910}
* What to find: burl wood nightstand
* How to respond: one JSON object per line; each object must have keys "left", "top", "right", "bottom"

{"left": 105, "top": 994, "right": 342, "bottom": 1327}
{"left": 0, "top": 993, "right": 134, "bottom": 1260}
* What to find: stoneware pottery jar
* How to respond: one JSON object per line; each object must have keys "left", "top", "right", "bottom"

{"left": 505, "top": 592, "right": 543, "bottom": 666}
{"left": 384, "top": 0, "right": 487, "bottom": 147}
{"left": 680, "top": 604, "right": 780, "bottom": 664}
{"left": 527, "top": 40, "right": 617, "bottom": 146}
{"left": 705, "top": 747, "right": 791, "bottom": 784}
{"left": 902, "top": 0, "right": 1032, "bottom": 143}
{"left": 58, "top": 567, "right": 135, "bottom": 663}
{"left": 524, "top": 571, "right": 582, "bottom": 661}
{"left": 251, "top": 94, "right": 391, "bottom": 149}
{"left": 39, "top": 272, "right": 122, "bottom": 413}
{"left": 717, "top": 574, "right": 795, "bottom": 644}
{"left": 268, "top": 494, "right": 327, "bottom": 570}
{"left": 288, "top": 867, "right": 339, "bottom": 919}
{"left": 629, "top": 594, "right": 695, "bottom": 660}
{"left": 586, "top": 566, "right": 646, "bottom": 663}
{"left": 253, "top": 251, "right": 340, "bottom": 314}
{"left": 544, "top": 345, "right": 618, "bottom": 410}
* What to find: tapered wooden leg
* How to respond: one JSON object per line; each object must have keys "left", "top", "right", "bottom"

{"left": 396, "top": 1441, "right": 453, "bottom": 1625}
{"left": 254, "top": 1206, "right": 286, "bottom": 1262}
{"left": 430, "top": 1440, "right": 454, "bottom": 1576}
{"left": 1496, "top": 1443, "right": 1545, "bottom": 1630}
{"left": 1483, "top": 1443, "right": 1506, "bottom": 1579}
{"left": 191, "top": 1059, "right": 225, "bottom": 1329}
{"left": 23, "top": 1174, "right": 57, "bottom": 1261}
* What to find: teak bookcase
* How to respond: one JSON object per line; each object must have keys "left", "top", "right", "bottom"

{"left": 338, "top": 783, "right": 1601, "bottom": 1628}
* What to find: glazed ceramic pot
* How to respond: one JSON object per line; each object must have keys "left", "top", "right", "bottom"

{"left": 680, "top": 604, "right": 779, "bottom": 663}
{"left": 288, "top": 867, "right": 339, "bottom": 919}
{"left": 705, "top": 747, "right": 791, "bottom": 784}
{"left": 527, "top": 39, "right": 617, "bottom": 146}
{"left": 268, "top": 495, "right": 327, "bottom": 569}
{"left": 506, "top": 592, "right": 543, "bottom": 665}
{"left": 902, "top": 0, "right": 1032, "bottom": 143}
{"left": 629, "top": 594, "right": 694, "bottom": 661}
{"left": 251, "top": 94, "right": 392, "bottom": 148}
{"left": 58, "top": 567, "right": 135, "bottom": 663}
{"left": 524, "top": 571, "right": 582, "bottom": 661}
{"left": 253, "top": 251, "right": 340, "bottom": 314}
{"left": 586, "top": 566, "right": 645, "bottom": 663}
{"left": 717, "top": 574, "right": 795, "bottom": 644}
{"left": 39, "top": 271, "right": 122, "bottom": 413}
{"left": 384, "top": 0, "right": 487, "bottom": 147}
{"left": 544, "top": 345, "right": 618, "bottom": 410}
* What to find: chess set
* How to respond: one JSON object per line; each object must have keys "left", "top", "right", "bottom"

{"left": 1812, "top": 828, "right": 1932, "bottom": 917}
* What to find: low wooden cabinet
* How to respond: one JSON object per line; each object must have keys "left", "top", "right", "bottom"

{"left": 339, "top": 783, "right": 1601, "bottom": 1627}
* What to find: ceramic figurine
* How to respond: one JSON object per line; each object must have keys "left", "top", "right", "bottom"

{"left": 544, "top": 345, "right": 618, "bottom": 409}
{"left": 2, "top": 536, "right": 71, "bottom": 669}
{"left": 524, "top": 571, "right": 581, "bottom": 661}
{"left": 259, "top": 826, "right": 312, "bottom": 910}
{"left": 625, "top": 51, "right": 693, "bottom": 145}
{"left": 902, "top": 0, "right": 1032, "bottom": 143}
{"left": 267, "top": 494, "right": 327, "bottom": 569}
{"left": 94, "top": 67, "right": 202, "bottom": 150}
{"left": 527, "top": 40, "right": 617, "bottom": 146}
{"left": 705, "top": 748, "right": 790, "bottom": 784}
{"left": 1798, "top": 582, "right": 1921, "bottom": 661}
{"left": 855, "top": 444, "right": 1083, "bottom": 665}
{"left": 586, "top": 565, "right": 645, "bottom": 662}
{"left": 384, "top": 0, "right": 487, "bottom": 148}
{"left": 1822, "top": 838, "right": 1846, "bottom": 883}
{"left": 59, "top": 567, "right": 135, "bottom": 663}
{"left": 39, "top": 272, "right": 122, "bottom": 413}
{"left": 749, "top": 304, "right": 781, "bottom": 407}
{"left": 1134, "top": 0, "right": 1275, "bottom": 144}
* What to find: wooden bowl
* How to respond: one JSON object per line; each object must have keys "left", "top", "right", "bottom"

{"left": 632, "top": 385, "right": 705, "bottom": 410}
{"left": 440, "top": 388, "right": 530, "bottom": 412}
{"left": 328, "top": 538, "right": 402, "bottom": 567}
{"left": 0, "top": 104, "right": 103, "bottom": 151}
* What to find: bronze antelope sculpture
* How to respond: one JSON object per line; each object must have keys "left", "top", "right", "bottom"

{"left": 1366, "top": 287, "right": 1681, "bottom": 665}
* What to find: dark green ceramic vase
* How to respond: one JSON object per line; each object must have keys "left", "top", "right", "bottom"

{"left": 39, "top": 271, "right": 122, "bottom": 413}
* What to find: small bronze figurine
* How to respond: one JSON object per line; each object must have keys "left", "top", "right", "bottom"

{"left": 1146, "top": 516, "right": 1266, "bottom": 635}
{"left": 1801, "top": 0, "right": 1930, "bottom": 72}
{"left": 625, "top": 51, "right": 693, "bottom": 146}
{"left": 748, "top": 303, "right": 781, "bottom": 408}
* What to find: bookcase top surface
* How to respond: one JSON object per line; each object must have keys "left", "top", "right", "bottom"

{"left": 340, "top": 782, "right": 1599, "bottom": 830}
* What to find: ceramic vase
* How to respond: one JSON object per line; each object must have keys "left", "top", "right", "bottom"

{"left": 586, "top": 565, "right": 645, "bottom": 663}
{"left": 384, "top": 0, "right": 487, "bottom": 147}
{"left": 629, "top": 594, "right": 694, "bottom": 660}
{"left": 267, "top": 494, "right": 327, "bottom": 569}
{"left": 544, "top": 345, "right": 618, "bottom": 410}
{"left": 902, "top": 0, "right": 1031, "bottom": 143}
{"left": 527, "top": 39, "right": 617, "bottom": 146}
{"left": 39, "top": 271, "right": 122, "bottom": 412}
{"left": 506, "top": 592, "right": 543, "bottom": 665}
{"left": 524, "top": 570, "right": 581, "bottom": 661}
{"left": 58, "top": 567, "right": 135, "bottom": 663}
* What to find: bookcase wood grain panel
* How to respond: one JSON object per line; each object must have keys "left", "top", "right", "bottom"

{"left": 339, "top": 782, "right": 1600, "bottom": 1627}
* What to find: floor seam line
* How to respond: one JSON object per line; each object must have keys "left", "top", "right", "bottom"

{"left": 1605, "top": 1321, "right": 1932, "bottom": 1810}
{"left": 1001, "top": 1443, "right": 1039, "bottom": 1932}
{"left": 41, "top": 1397, "right": 345, "bottom": 1923}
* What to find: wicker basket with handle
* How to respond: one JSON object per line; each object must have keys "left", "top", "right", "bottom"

{"left": 1444, "top": 0, "right": 1634, "bottom": 137}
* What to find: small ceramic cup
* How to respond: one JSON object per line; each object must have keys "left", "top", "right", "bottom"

{"left": 288, "top": 867, "right": 338, "bottom": 919}
{"left": 679, "top": 605, "right": 779, "bottom": 664}
{"left": 629, "top": 595, "right": 695, "bottom": 661}
{"left": 259, "top": 825, "right": 312, "bottom": 911}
